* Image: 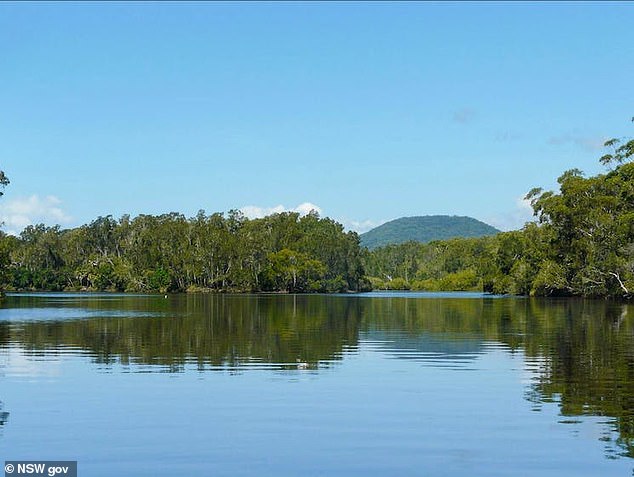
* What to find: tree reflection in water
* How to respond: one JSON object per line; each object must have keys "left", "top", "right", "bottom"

{"left": 1, "top": 294, "right": 633, "bottom": 458}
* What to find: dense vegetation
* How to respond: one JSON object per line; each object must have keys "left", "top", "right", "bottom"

{"left": 364, "top": 120, "right": 634, "bottom": 298}
{"left": 0, "top": 119, "right": 632, "bottom": 298}
{"left": 360, "top": 215, "right": 499, "bottom": 249}
{"left": 0, "top": 211, "right": 369, "bottom": 293}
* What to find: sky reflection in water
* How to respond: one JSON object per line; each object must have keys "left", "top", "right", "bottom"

{"left": 0, "top": 293, "right": 633, "bottom": 476}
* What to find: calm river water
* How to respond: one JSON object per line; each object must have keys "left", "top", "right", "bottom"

{"left": 0, "top": 292, "right": 633, "bottom": 476}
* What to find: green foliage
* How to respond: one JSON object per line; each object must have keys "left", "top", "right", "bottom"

{"left": 385, "top": 277, "right": 410, "bottom": 290}
{"left": 527, "top": 147, "right": 634, "bottom": 297}
{"left": 1, "top": 118, "right": 633, "bottom": 299}
{"left": 365, "top": 236, "right": 495, "bottom": 293}
{"left": 599, "top": 118, "right": 634, "bottom": 165}
{"left": 147, "top": 268, "right": 171, "bottom": 293}
{"left": 360, "top": 215, "right": 499, "bottom": 250}
{"left": 0, "top": 211, "right": 367, "bottom": 294}
{"left": 262, "top": 248, "right": 326, "bottom": 293}
{"left": 531, "top": 260, "right": 568, "bottom": 296}
{"left": 364, "top": 118, "right": 634, "bottom": 299}
{"left": 367, "top": 276, "right": 387, "bottom": 290}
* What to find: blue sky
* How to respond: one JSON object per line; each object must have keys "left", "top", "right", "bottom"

{"left": 1, "top": 2, "right": 632, "bottom": 235}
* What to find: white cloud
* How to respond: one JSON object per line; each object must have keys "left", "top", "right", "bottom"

{"left": 0, "top": 195, "right": 72, "bottom": 236}
{"left": 239, "top": 204, "right": 286, "bottom": 219}
{"left": 239, "top": 202, "right": 323, "bottom": 219}
{"left": 340, "top": 218, "right": 382, "bottom": 234}
{"left": 486, "top": 196, "right": 536, "bottom": 232}
{"left": 294, "top": 202, "right": 323, "bottom": 216}
{"left": 239, "top": 202, "right": 385, "bottom": 234}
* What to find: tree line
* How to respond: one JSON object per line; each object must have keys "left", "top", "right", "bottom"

{"left": 0, "top": 118, "right": 632, "bottom": 297}
{"left": 364, "top": 119, "right": 634, "bottom": 298}
{"left": 0, "top": 210, "right": 370, "bottom": 293}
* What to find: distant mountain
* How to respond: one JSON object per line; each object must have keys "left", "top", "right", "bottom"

{"left": 360, "top": 215, "right": 500, "bottom": 249}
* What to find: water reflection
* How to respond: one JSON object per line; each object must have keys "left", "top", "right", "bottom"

{"left": 360, "top": 296, "right": 634, "bottom": 457}
{"left": 1, "top": 295, "right": 362, "bottom": 371}
{"left": 0, "top": 293, "right": 633, "bottom": 459}
{"left": 0, "top": 401, "right": 8, "bottom": 427}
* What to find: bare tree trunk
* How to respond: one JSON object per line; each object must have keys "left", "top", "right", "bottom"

{"left": 609, "top": 272, "right": 629, "bottom": 295}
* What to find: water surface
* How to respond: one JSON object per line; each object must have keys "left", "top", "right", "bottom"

{"left": 1, "top": 292, "right": 633, "bottom": 476}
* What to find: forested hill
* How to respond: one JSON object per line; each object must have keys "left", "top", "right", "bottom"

{"left": 360, "top": 216, "right": 500, "bottom": 249}
{"left": 363, "top": 117, "right": 634, "bottom": 298}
